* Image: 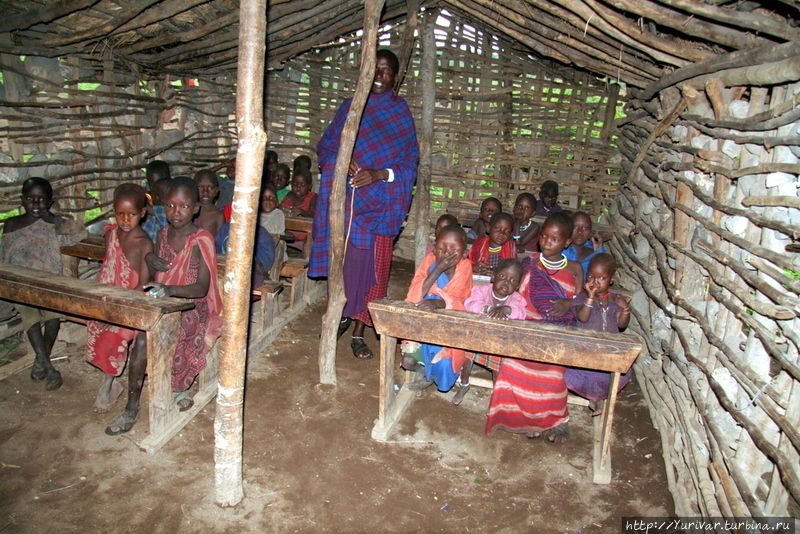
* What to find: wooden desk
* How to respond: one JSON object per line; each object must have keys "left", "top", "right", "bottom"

{"left": 0, "top": 262, "right": 202, "bottom": 453}
{"left": 368, "top": 299, "right": 642, "bottom": 484}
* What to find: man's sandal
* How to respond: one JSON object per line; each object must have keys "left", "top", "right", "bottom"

{"left": 337, "top": 317, "right": 352, "bottom": 339}
{"left": 350, "top": 336, "right": 374, "bottom": 360}
{"left": 105, "top": 410, "right": 139, "bottom": 436}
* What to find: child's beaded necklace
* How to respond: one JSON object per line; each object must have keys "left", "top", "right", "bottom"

{"left": 595, "top": 291, "right": 611, "bottom": 329}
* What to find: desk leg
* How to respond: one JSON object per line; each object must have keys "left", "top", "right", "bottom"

{"left": 372, "top": 334, "right": 420, "bottom": 441}
{"left": 61, "top": 254, "right": 79, "bottom": 278}
{"left": 593, "top": 371, "right": 621, "bottom": 484}
{"left": 140, "top": 313, "right": 180, "bottom": 453}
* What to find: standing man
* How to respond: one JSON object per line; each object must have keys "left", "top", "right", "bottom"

{"left": 310, "top": 49, "right": 419, "bottom": 360}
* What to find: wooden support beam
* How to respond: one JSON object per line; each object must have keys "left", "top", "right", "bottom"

{"left": 413, "top": 12, "right": 436, "bottom": 268}
{"left": 318, "top": 0, "right": 387, "bottom": 386}
{"left": 214, "top": 0, "right": 268, "bottom": 508}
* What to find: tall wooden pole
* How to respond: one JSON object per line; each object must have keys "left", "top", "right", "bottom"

{"left": 214, "top": 0, "right": 267, "bottom": 506}
{"left": 318, "top": 0, "right": 387, "bottom": 385}
{"left": 413, "top": 11, "right": 436, "bottom": 267}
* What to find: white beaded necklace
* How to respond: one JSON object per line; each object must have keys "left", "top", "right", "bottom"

{"left": 539, "top": 253, "right": 567, "bottom": 270}
{"left": 491, "top": 290, "right": 509, "bottom": 302}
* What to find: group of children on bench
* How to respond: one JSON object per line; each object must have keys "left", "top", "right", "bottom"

{"left": 0, "top": 152, "right": 318, "bottom": 436}
{"left": 401, "top": 182, "right": 632, "bottom": 444}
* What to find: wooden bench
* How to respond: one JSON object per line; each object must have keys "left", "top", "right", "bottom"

{"left": 367, "top": 299, "right": 642, "bottom": 484}
{"left": 0, "top": 262, "right": 205, "bottom": 453}
{"left": 281, "top": 216, "right": 318, "bottom": 308}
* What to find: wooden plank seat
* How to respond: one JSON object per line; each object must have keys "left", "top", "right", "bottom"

{"left": 0, "top": 262, "right": 201, "bottom": 453}
{"left": 367, "top": 299, "right": 642, "bottom": 484}
{"left": 280, "top": 216, "right": 315, "bottom": 308}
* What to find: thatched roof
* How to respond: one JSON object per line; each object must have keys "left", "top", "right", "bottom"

{"left": 0, "top": 0, "right": 797, "bottom": 87}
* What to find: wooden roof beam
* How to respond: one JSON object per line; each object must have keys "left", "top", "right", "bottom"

{"left": 585, "top": 0, "right": 714, "bottom": 62}
{"left": 119, "top": 12, "right": 238, "bottom": 54}
{"left": 451, "top": 0, "right": 654, "bottom": 86}
{"left": 602, "top": 0, "right": 770, "bottom": 50}
{"left": 476, "top": 0, "right": 663, "bottom": 78}
{"left": 37, "top": 0, "right": 164, "bottom": 48}
{"left": 111, "top": 0, "right": 216, "bottom": 37}
{"left": 655, "top": 0, "right": 799, "bottom": 41}
{"left": 0, "top": 0, "right": 101, "bottom": 33}
{"left": 550, "top": 0, "right": 691, "bottom": 66}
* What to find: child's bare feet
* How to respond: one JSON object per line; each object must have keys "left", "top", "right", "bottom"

{"left": 105, "top": 408, "right": 139, "bottom": 436}
{"left": 93, "top": 375, "right": 125, "bottom": 414}
{"left": 543, "top": 422, "right": 569, "bottom": 443}
{"left": 589, "top": 400, "right": 604, "bottom": 417}
{"left": 407, "top": 377, "right": 433, "bottom": 391}
{"left": 452, "top": 383, "right": 470, "bottom": 405}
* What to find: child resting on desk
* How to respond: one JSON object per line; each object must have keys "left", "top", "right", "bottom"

{"left": 259, "top": 184, "right": 287, "bottom": 262}
{"left": 401, "top": 225, "right": 473, "bottom": 393}
{"left": 85, "top": 184, "right": 153, "bottom": 434}
{"left": 0, "top": 177, "right": 86, "bottom": 392}
{"left": 456, "top": 258, "right": 527, "bottom": 405}
{"left": 566, "top": 253, "right": 632, "bottom": 414}
{"left": 468, "top": 211, "right": 516, "bottom": 276}
{"left": 145, "top": 177, "right": 223, "bottom": 413}
{"left": 486, "top": 212, "right": 582, "bottom": 444}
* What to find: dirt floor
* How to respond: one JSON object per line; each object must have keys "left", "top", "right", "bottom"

{"left": 0, "top": 258, "right": 672, "bottom": 533}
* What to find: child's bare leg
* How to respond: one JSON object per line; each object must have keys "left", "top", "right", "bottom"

{"left": 106, "top": 333, "right": 146, "bottom": 435}
{"left": 27, "top": 318, "right": 62, "bottom": 390}
{"left": 452, "top": 360, "right": 473, "bottom": 405}
{"left": 93, "top": 374, "right": 125, "bottom": 414}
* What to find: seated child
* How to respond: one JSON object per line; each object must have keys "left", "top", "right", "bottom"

{"left": 194, "top": 169, "right": 226, "bottom": 242}
{"left": 457, "top": 258, "right": 527, "bottom": 405}
{"left": 143, "top": 177, "right": 171, "bottom": 241}
{"left": 293, "top": 155, "right": 312, "bottom": 172}
{"left": 145, "top": 160, "right": 170, "bottom": 193}
{"left": 467, "top": 197, "right": 501, "bottom": 243}
{"left": 485, "top": 212, "right": 581, "bottom": 444}
{"left": 535, "top": 180, "right": 563, "bottom": 216}
{"left": 0, "top": 177, "right": 87, "bottom": 391}
{"left": 259, "top": 184, "right": 287, "bottom": 262}
{"left": 565, "top": 253, "right": 632, "bottom": 413}
{"left": 271, "top": 163, "right": 291, "bottom": 203}
{"left": 468, "top": 212, "right": 516, "bottom": 276}
{"left": 425, "top": 213, "right": 459, "bottom": 256}
{"left": 280, "top": 167, "right": 317, "bottom": 218}
{"left": 402, "top": 225, "right": 473, "bottom": 392}
{"left": 216, "top": 220, "right": 275, "bottom": 289}
{"left": 564, "top": 211, "right": 604, "bottom": 282}
{"left": 85, "top": 184, "right": 153, "bottom": 432}
{"left": 213, "top": 157, "right": 236, "bottom": 208}
{"left": 144, "top": 177, "right": 222, "bottom": 413}
{"left": 511, "top": 192, "right": 539, "bottom": 253}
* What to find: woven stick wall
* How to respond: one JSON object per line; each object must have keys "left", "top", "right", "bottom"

{"left": 0, "top": 51, "right": 237, "bottom": 220}
{"left": 614, "top": 42, "right": 800, "bottom": 516}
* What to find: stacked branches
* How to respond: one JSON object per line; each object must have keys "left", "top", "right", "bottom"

{"left": 613, "top": 39, "right": 800, "bottom": 516}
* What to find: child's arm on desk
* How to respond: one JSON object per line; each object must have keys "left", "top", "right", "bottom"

{"left": 146, "top": 245, "right": 210, "bottom": 299}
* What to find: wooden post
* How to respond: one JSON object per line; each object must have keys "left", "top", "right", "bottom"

{"left": 413, "top": 12, "right": 436, "bottom": 268}
{"left": 318, "top": 0, "right": 386, "bottom": 385}
{"left": 214, "top": 0, "right": 267, "bottom": 507}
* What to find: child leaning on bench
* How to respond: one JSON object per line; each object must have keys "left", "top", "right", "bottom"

{"left": 0, "top": 177, "right": 87, "bottom": 391}
{"left": 456, "top": 258, "right": 527, "bottom": 405}
{"left": 401, "top": 225, "right": 472, "bottom": 393}
{"left": 565, "top": 252, "right": 633, "bottom": 414}
{"left": 85, "top": 184, "right": 154, "bottom": 435}
{"left": 145, "top": 177, "right": 223, "bottom": 413}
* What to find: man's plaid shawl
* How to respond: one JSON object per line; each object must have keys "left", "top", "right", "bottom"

{"left": 309, "top": 90, "right": 419, "bottom": 277}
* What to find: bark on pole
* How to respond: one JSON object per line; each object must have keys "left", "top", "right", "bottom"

{"left": 413, "top": 12, "right": 436, "bottom": 268}
{"left": 318, "top": 0, "right": 386, "bottom": 385}
{"left": 214, "top": 0, "right": 267, "bottom": 507}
